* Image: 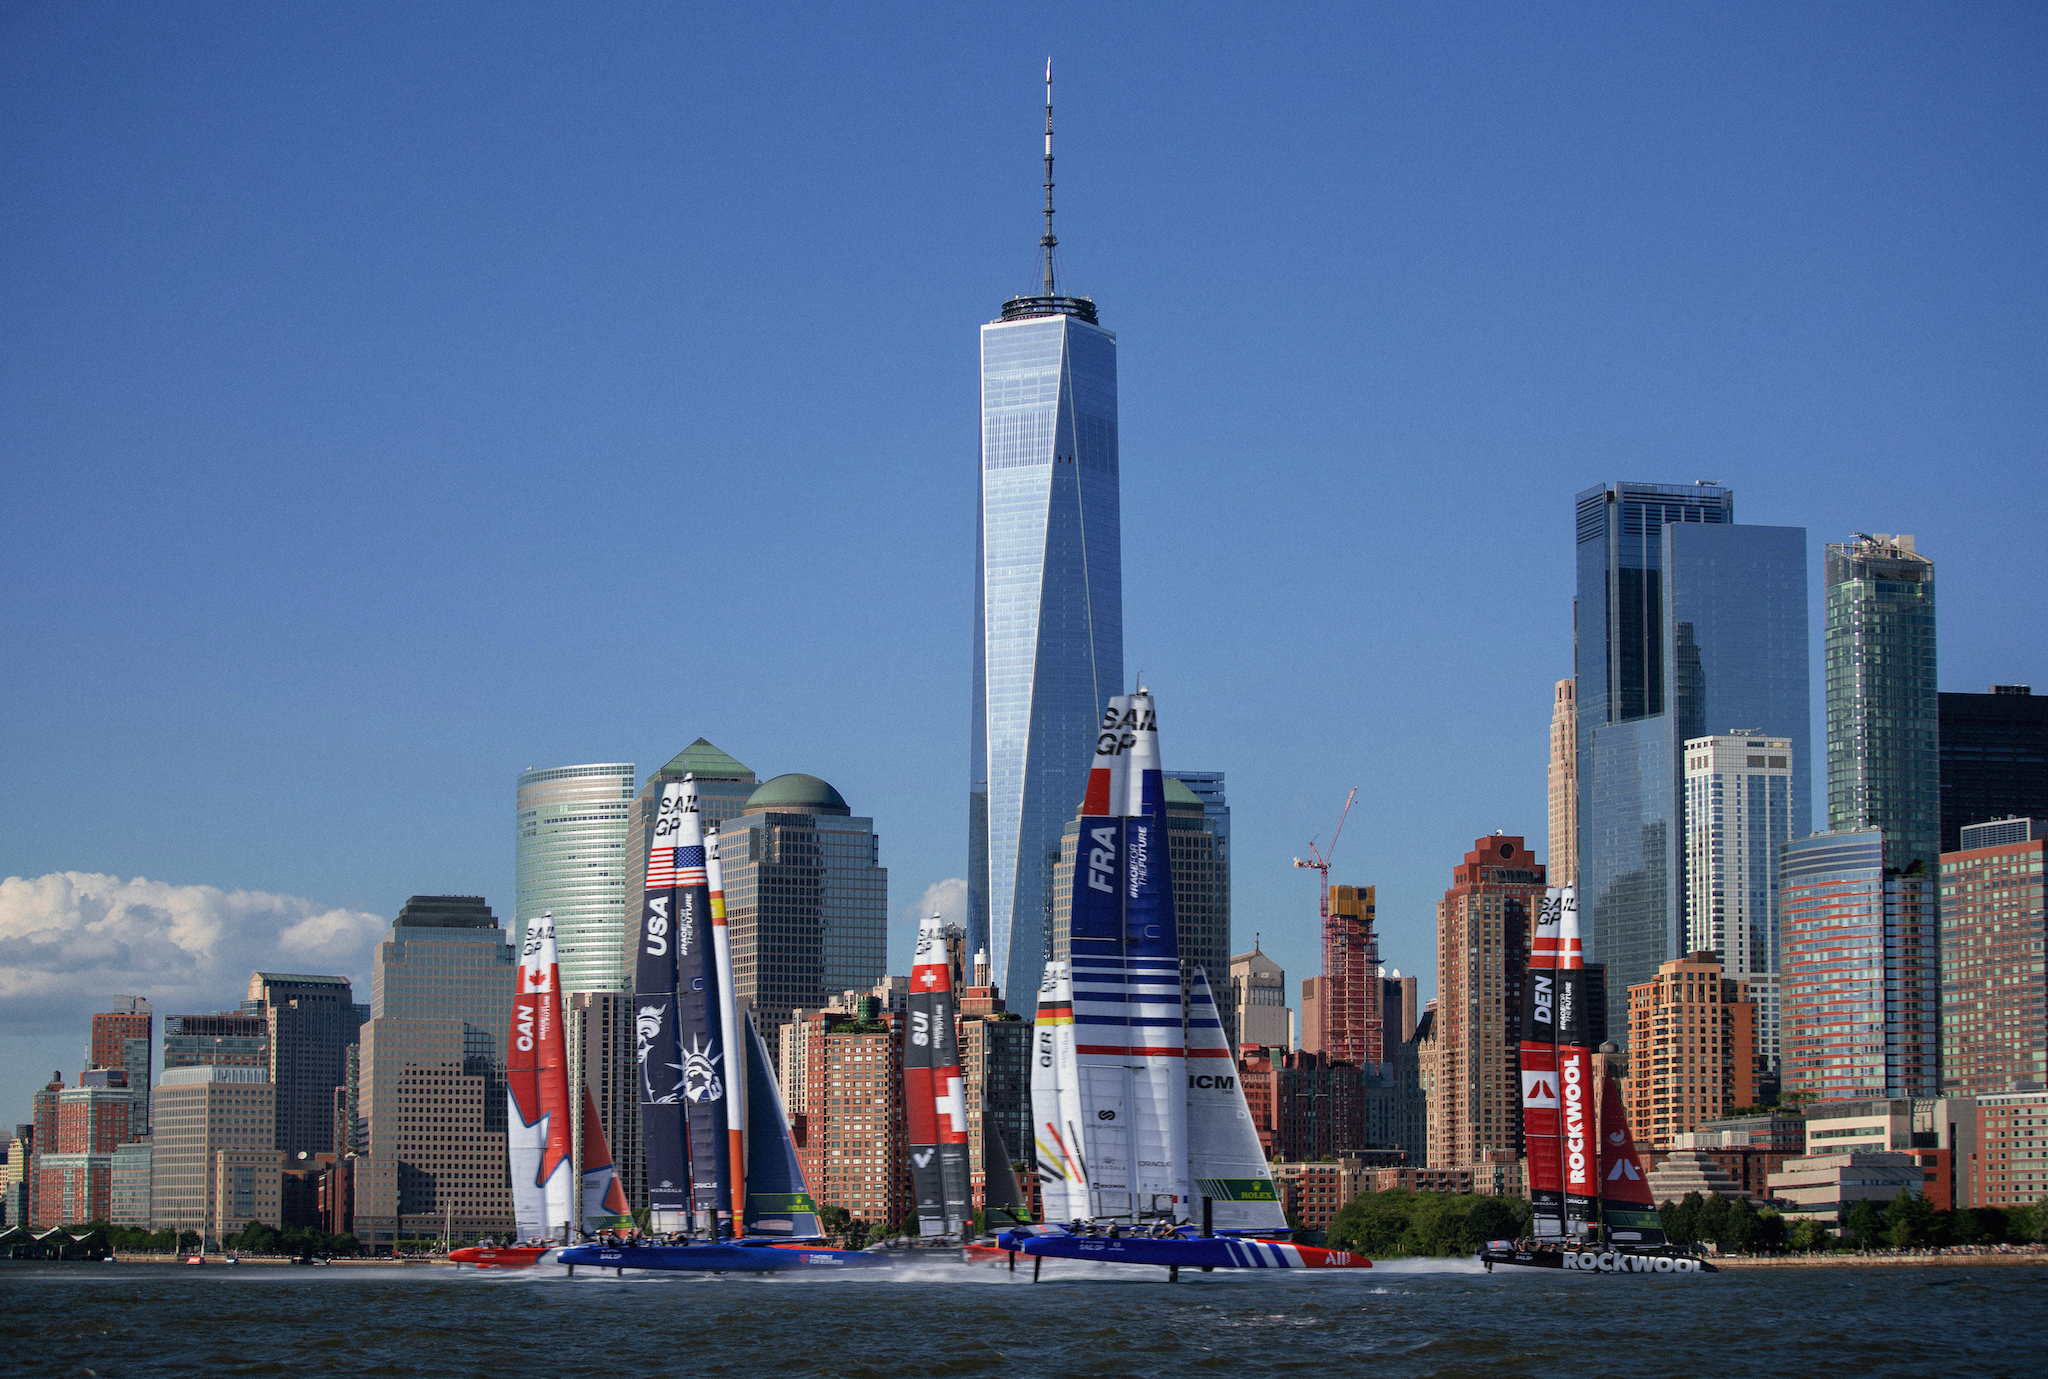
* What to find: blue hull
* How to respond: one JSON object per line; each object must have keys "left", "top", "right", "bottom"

{"left": 996, "top": 1230, "right": 1371, "bottom": 1271}
{"left": 559, "top": 1242, "right": 892, "bottom": 1273}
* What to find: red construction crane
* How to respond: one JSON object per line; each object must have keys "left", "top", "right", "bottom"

{"left": 1292, "top": 787, "right": 1358, "bottom": 924}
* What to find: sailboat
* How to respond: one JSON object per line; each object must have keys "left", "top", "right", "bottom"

{"left": 559, "top": 777, "right": 890, "bottom": 1274}
{"left": 905, "top": 910, "right": 972, "bottom": 1242}
{"left": 997, "top": 690, "right": 1372, "bottom": 1277}
{"left": 450, "top": 911, "right": 631, "bottom": 1269}
{"left": 1477, "top": 887, "right": 1715, "bottom": 1275}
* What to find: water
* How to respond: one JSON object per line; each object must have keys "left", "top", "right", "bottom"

{"left": 5, "top": 1257, "right": 2044, "bottom": 1377}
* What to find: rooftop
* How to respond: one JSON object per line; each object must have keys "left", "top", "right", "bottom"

{"left": 744, "top": 773, "right": 850, "bottom": 817}
{"left": 657, "top": 738, "right": 755, "bottom": 782}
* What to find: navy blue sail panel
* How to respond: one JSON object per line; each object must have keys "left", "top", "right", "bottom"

{"left": 1123, "top": 776, "right": 1181, "bottom": 1026}
{"left": 1070, "top": 814, "right": 1131, "bottom": 1051}
{"left": 635, "top": 822, "right": 690, "bottom": 1222}
{"left": 742, "top": 1012, "right": 824, "bottom": 1239}
{"left": 672, "top": 856, "right": 732, "bottom": 1220}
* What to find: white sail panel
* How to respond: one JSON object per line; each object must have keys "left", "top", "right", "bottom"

{"left": 1030, "top": 963, "right": 1078, "bottom": 1224}
{"left": 1184, "top": 967, "right": 1286, "bottom": 1233}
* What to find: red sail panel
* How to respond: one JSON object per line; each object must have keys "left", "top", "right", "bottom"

{"left": 1597, "top": 1066, "right": 1666, "bottom": 1244}
{"left": 1554, "top": 888, "right": 1597, "bottom": 1238}
{"left": 1518, "top": 888, "right": 1565, "bottom": 1237}
{"left": 580, "top": 1085, "right": 632, "bottom": 1226}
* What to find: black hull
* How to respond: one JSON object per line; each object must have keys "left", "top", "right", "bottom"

{"left": 1478, "top": 1246, "right": 1716, "bottom": 1275}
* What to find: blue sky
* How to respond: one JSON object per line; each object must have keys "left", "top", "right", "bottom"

{"left": 3, "top": 2, "right": 2044, "bottom": 1122}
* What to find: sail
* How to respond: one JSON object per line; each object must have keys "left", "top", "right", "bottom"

{"left": 981, "top": 1119, "right": 1031, "bottom": 1227}
{"left": 1069, "top": 695, "right": 1136, "bottom": 1219}
{"left": 636, "top": 781, "right": 691, "bottom": 1231}
{"left": 1596, "top": 1063, "right": 1667, "bottom": 1245}
{"left": 907, "top": 910, "right": 971, "bottom": 1237}
{"left": 740, "top": 1010, "right": 824, "bottom": 1239}
{"left": 707, "top": 827, "right": 747, "bottom": 1225}
{"left": 578, "top": 1085, "right": 633, "bottom": 1230}
{"left": 1120, "top": 689, "right": 1189, "bottom": 1218}
{"left": 507, "top": 912, "right": 575, "bottom": 1242}
{"left": 1030, "top": 962, "right": 1083, "bottom": 1224}
{"left": 1184, "top": 967, "right": 1286, "bottom": 1233}
{"left": 669, "top": 776, "right": 734, "bottom": 1230}
{"left": 1519, "top": 888, "right": 1566, "bottom": 1238}
{"left": 1555, "top": 887, "right": 1597, "bottom": 1238}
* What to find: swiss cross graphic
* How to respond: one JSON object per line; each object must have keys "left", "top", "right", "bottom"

{"left": 916, "top": 969, "right": 939, "bottom": 988}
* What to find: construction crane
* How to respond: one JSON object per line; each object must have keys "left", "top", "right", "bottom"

{"left": 1295, "top": 788, "right": 1366, "bottom": 1063}
{"left": 1292, "top": 787, "right": 1358, "bottom": 922}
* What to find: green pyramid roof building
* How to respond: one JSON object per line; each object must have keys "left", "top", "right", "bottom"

{"left": 654, "top": 737, "right": 755, "bottom": 782}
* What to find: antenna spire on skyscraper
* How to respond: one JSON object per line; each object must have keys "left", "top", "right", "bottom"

{"left": 1041, "top": 57, "right": 1057, "bottom": 297}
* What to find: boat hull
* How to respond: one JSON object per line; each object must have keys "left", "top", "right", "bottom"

{"left": 998, "top": 1230, "right": 1370, "bottom": 1270}
{"left": 1477, "top": 1246, "right": 1716, "bottom": 1275}
{"left": 448, "top": 1245, "right": 556, "bottom": 1269}
{"left": 558, "top": 1242, "right": 893, "bottom": 1272}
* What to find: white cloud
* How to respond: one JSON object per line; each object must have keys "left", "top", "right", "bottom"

{"left": 898, "top": 877, "right": 968, "bottom": 932}
{"left": 0, "top": 872, "right": 387, "bottom": 1031}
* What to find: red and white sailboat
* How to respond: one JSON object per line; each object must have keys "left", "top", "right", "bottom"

{"left": 451, "top": 911, "right": 630, "bottom": 1269}
{"left": 1480, "top": 888, "right": 1715, "bottom": 1275}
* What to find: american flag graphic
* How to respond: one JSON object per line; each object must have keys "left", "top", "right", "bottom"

{"left": 645, "top": 845, "right": 706, "bottom": 890}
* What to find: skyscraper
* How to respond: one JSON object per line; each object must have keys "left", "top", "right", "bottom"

{"left": 717, "top": 773, "right": 889, "bottom": 1058}
{"left": 1779, "top": 830, "right": 1939, "bottom": 1101}
{"left": 244, "top": 972, "right": 361, "bottom": 1159}
{"left": 1939, "top": 818, "right": 2046, "bottom": 1096}
{"left": 1573, "top": 481, "right": 1808, "bottom": 1044}
{"left": 1319, "top": 883, "right": 1381, "bottom": 1067}
{"left": 515, "top": 762, "right": 634, "bottom": 993}
{"left": 88, "top": 996, "right": 152, "bottom": 1131}
{"left": 1938, "top": 685, "right": 2046, "bottom": 854}
{"left": 1547, "top": 680, "right": 1578, "bottom": 888}
{"left": 1826, "top": 534, "right": 1940, "bottom": 873}
{"left": 1622, "top": 952, "right": 1762, "bottom": 1149}
{"left": 1682, "top": 733, "right": 1795, "bottom": 1070}
{"left": 1230, "top": 943, "right": 1290, "bottom": 1051}
{"left": 969, "top": 74, "right": 1123, "bottom": 1002}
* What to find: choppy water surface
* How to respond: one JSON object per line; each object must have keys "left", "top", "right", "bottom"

{"left": 5, "top": 1256, "right": 2044, "bottom": 1377}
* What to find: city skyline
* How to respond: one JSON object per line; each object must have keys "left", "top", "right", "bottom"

{"left": 5, "top": 6, "right": 2046, "bottom": 1122}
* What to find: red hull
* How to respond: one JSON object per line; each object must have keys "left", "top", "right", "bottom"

{"left": 448, "top": 1245, "right": 552, "bottom": 1269}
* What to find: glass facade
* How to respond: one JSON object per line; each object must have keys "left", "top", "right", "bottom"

{"left": 971, "top": 308, "right": 1123, "bottom": 1001}
{"left": 1779, "top": 830, "right": 1940, "bottom": 1101}
{"left": 1682, "top": 735, "right": 1795, "bottom": 1069}
{"left": 515, "top": 762, "right": 634, "bottom": 994}
{"left": 368, "top": 895, "right": 516, "bottom": 1063}
{"left": 1938, "top": 829, "right": 2046, "bottom": 1096}
{"left": 1825, "top": 536, "right": 1939, "bottom": 873}
{"left": 1574, "top": 482, "right": 1808, "bottom": 1046}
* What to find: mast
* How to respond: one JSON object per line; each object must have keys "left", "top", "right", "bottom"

{"left": 1555, "top": 888, "right": 1597, "bottom": 1238}
{"left": 508, "top": 912, "right": 574, "bottom": 1243}
{"left": 670, "top": 776, "right": 734, "bottom": 1236}
{"left": 907, "top": 911, "right": 971, "bottom": 1237}
{"left": 1120, "top": 688, "right": 1189, "bottom": 1221}
{"left": 707, "top": 827, "right": 746, "bottom": 1227}
{"left": 636, "top": 783, "right": 692, "bottom": 1233}
{"left": 1519, "top": 889, "right": 1566, "bottom": 1238}
{"left": 1040, "top": 57, "right": 1057, "bottom": 297}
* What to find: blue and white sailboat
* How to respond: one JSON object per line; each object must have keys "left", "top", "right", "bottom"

{"left": 1001, "top": 691, "right": 1372, "bottom": 1277}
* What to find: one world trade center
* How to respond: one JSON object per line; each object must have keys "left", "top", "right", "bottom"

{"left": 969, "top": 65, "right": 1123, "bottom": 1002}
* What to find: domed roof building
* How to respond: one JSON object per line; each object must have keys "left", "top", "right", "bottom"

{"left": 743, "top": 773, "right": 851, "bottom": 817}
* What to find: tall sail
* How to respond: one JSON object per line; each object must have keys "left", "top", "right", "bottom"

{"left": 907, "top": 911, "right": 971, "bottom": 1236}
{"left": 636, "top": 780, "right": 692, "bottom": 1231}
{"left": 1069, "top": 695, "right": 1136, "bottom": 1219}
{"left": 1121, "top": 689, "right": 1188, "bottom": 1218}
{"left": 740, "top": 1011, "right": 824, "bottom": 1239}
{"left": 669, "top": 776, "right": 733, "bottom": 1232}
{"left": 1596, "top": 1063, "right": 1666, "bottom": 1245}
{"left": 579, "top": 1085, "right": 633, "bottom": 1230}
{"left": 1519, "top": 888, "right": 1566, "bottom": 1238}
{"left": 981, "top": 1119, "right": 1032, "bottom": 1227}
{"left": 1555, "top": 887, "right": 1597, "bottom": 1237}
{"left": 1185, "top": 967, "right": 1286, "bottom": 1233}
{"left": 1030, "top": 962, "right": 1083, "bottom": 1223}
{"left": 507, "top": 912, "right": 575, "bottom": 1241}
{"left": 707, "top": 827, "right": 747, "bottom": 1225}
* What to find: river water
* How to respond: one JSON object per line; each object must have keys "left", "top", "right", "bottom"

{"left": 5, "top": 1256, "right": 2043, "bottom": 1377}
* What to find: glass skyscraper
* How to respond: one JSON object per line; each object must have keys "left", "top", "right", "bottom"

{"left": 970, "top": 295, "right": 1123, "bottom": 1001}
{"left": 1825, "top": 534, "right": 1939, "bottom": 873}
{"left": 1574, "top": 482, "right": 1809, "bottom": 1045}
{"left": 515, "top": 762, "right": 634, "bottom": 993}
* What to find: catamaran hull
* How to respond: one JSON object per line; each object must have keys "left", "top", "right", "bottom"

{"left": 1477, "top": 1247, "right": 1716, "bottom": 1275}
{"left": 999, "top": 1231, "right": 1371, "bottom": 1270}
{"left": 558, "top": 1243, "right": 892, "bottom": 1273}
{"left": 449, "top": 1245, "right": 558, "bottom": 1269}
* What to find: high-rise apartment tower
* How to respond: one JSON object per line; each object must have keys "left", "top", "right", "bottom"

{"left": 969, "top": 75, "right": 1123, "bottom": 1001}
{"left": 1939, "top": 818, "right": 2046, "bottom": 1096}
{"left": 1547, "top": 680, "right": 1578, "bottom": 888}
{"left": 1682, "top": 734, "right": 1795, "bottom": 1069}
{"left": 1825, "top": 534, "right": 1939, "bottom": 873}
